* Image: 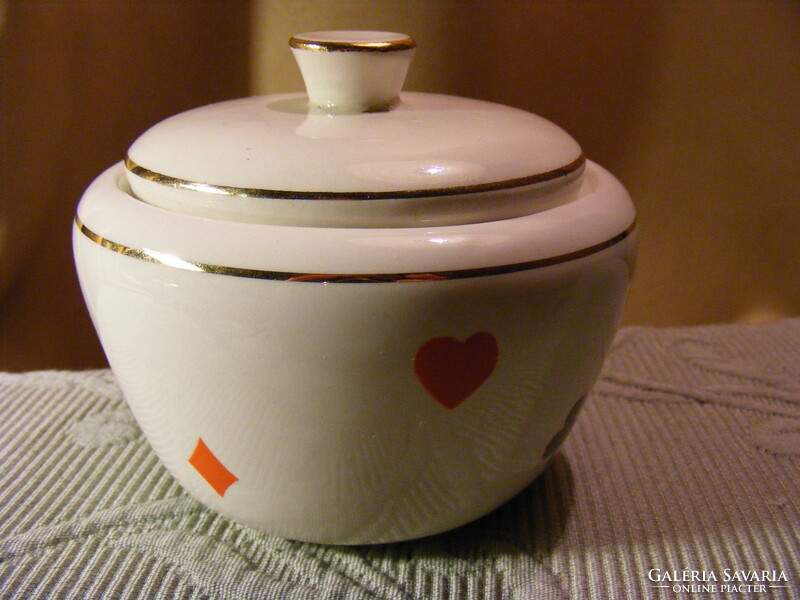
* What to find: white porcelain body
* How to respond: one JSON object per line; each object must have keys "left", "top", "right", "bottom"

{"left": 74, "top": 162, "right": 635, "bottom": 544}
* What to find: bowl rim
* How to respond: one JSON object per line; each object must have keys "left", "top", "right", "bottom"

{"left": 75, "top": 160, "right": 635, "bottom": 278}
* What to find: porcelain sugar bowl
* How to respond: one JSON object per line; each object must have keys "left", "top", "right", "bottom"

{"left": 73, "top": 31, "right": 637, "bottom": 544}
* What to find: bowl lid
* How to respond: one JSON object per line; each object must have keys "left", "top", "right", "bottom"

{"left": 125, "top": 31, "right": 584, "bottom": 227}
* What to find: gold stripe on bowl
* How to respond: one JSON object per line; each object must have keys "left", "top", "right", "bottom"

{"left": 75, "top": 216, "right": 636, "bottom": 283}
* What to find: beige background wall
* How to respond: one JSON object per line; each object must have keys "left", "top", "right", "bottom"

{"left": 0, "top": 2, "right": 251, "bottom": 371}
{"left": 253, "top": 1, "right": 800, "bottom": 326}
{"left": 1, "top": 1, "right": 798, "bottom": 371}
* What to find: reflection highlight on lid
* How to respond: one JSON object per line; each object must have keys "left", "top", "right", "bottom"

{"left": 348, "top": 160, "right": 491, "bottom": 189}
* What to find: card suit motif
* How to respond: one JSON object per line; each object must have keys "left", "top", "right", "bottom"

{"left": 188, "top": 437, "right": 238, "bottom": 497}
{"left": 414, "top": 331, "right": 499, "bottom": 409}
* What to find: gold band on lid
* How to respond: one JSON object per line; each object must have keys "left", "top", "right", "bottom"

{"left": 289, "top": 34, "right": 416, "bottom": 53}
{"left": 124, "top": 155, "right": 586, "bottom": 201}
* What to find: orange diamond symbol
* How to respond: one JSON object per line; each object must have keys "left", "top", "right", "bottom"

{"left": 188, "top": 437, "right": 238, "bottom": 497}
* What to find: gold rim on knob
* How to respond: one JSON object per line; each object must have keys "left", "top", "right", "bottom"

{"left": 289, "top": 34, "right": 416, "bottom": 53}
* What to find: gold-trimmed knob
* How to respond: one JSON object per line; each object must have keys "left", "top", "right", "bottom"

{"left": 290, "top": 30, "right": 416, "bottom": 113}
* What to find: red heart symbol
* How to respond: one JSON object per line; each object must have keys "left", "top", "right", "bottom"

{"left": 414, "top": 331, "right": 499, "bottom": 409}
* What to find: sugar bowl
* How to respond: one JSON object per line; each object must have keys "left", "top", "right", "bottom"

{"left": 74, "top": 31, "right": 636, "bottom": 544}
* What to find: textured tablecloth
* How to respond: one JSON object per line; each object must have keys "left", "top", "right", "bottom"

{"left": 1, "top": 320, "right": 799, "bottom": 599}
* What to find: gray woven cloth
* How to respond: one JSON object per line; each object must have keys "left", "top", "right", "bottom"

{"left": 1, "top": 320, "right": 799, "bottom": 599}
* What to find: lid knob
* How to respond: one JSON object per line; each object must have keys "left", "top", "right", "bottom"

{"left": 290, "top": 31, "right": 416, "bottom": 113}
